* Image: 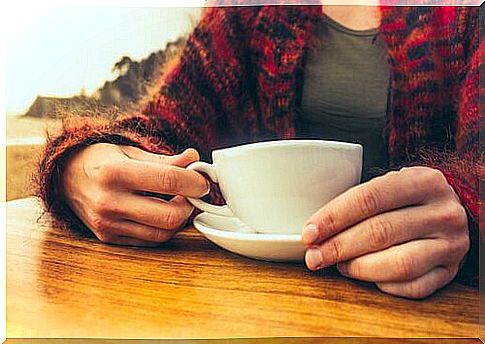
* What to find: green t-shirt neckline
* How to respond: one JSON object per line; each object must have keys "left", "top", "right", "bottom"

{"left": 298, "top": 14, "right": 390, "bottom": 179}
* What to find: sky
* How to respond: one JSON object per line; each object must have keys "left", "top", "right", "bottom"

{"left": 6, "top": 7, "right": 202, "bottom": 114}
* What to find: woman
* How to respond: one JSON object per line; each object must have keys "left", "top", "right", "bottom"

{"left": 36, "top": 5, "right": 481, "bottom": 298}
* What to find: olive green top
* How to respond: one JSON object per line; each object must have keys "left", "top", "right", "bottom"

{"left": 299, "top": 14, "right": 390, "bottom": 178}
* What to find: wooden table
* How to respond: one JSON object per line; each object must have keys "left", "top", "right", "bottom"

{"left": 7, "top": 197, "right": 480, "bottom": 339}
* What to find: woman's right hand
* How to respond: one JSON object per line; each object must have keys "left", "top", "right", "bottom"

{"left": 61, "top": 143, "right": 209, "bottom": 246}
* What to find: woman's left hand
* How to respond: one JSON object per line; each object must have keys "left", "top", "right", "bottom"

{"left": 302, "top": 166, "right": 470, "bottom": 299}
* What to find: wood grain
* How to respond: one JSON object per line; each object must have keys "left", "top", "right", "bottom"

{"left": 4, "top": 339, "right": 483, "bottom": 343}
{"left": 7, "top": 198, "right": 479, "bottom": 339}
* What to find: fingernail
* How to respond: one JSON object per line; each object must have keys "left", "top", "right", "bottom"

{"left": 305, "top": 247, "right": 323, "bottom": 270}
{"left": 202, "top": 179, "right": 211, "bottom": 197}
{"left": 337, "top": 263, "right": 348, "bottom": 276}
{"left": 302, "top": 224, "right": 319, "bottom": 245}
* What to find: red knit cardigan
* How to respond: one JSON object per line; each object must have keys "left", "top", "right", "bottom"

{"left": 36, "top": 6, "right": 481, "bottom": 285}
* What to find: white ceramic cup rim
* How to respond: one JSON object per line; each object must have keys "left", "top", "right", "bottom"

{"left": 186, "top": 139, "right": 363, "bottom": 227}
{"left": 212, "top": 139, "right": 362, "bottom": 160}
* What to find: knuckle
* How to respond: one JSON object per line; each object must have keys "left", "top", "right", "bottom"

{"left": 423, "top": 168, "right": 447, "bottom": 191}
{"left": 441, "top": 237, "right": 455, "bottom": 252}
{"left": 328, "top": 239, "right": 343, "bottom": 262}
{"left": 439, "top": 202, "right": 468, "bottom": 229}
{"left": 397, "top": 166, "right": 421, "bottom": 180}
{"left": 441, "top": 239, "right": 458, "bottom": 261}
{"left": 95, "top": 162, "right": 119, "bottom": 186}
{"left": 435, "top": 237, "right": 468, "bottom": 267}
{"left": 385, "top": 172, "right": 401, "bottom": 186}
{"left": 385, "top": 169, "right": 402, "bottom": 181}
{"left": 449, "top": 234, "right": 470, "bottom": 260}
{"left": 451, "top": 203, "right": 468, "bottom": 229}
{"left": 394, "top": 255, "right": 415, "bottom": 280}
{"left": 368, "top": 218, "right": 392, "bottom": 249}
{"left": 356, "top": 186, "right": 380, "bottom": 216}
{"left": 318, "top": 211, "right": 338, "bottom": 235}
{"left": 396, "top": 167, "right": 422, "bottom": 190}
{"left": 159, "top": 168, "right": 182, "bottom": 194}
{"left": 399, "top": 166, "right": 428, "bottom": 175}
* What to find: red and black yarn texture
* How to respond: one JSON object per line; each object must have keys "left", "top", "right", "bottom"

{"left": 36, "top": 6, "right": 481, "bottom": 286}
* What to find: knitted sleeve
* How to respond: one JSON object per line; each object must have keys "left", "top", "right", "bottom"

{"left": 428, "top": 8, "right": 481, "bottom": 286}
{"left": 381, "top": 7, "right": 481, "bottom": 286}
{"left": 35, "top": 6, "right": 259, "bottom": 232}
{"left": 447, "top": 40, "right": 482, "bottom": 287}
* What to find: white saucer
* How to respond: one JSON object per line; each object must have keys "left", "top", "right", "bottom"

{"left": 193, "top": 212, "right": 305, "bottom": 262}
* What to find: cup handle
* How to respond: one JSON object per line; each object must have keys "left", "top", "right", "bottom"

{"left": 186, "top": 161, "right": 234, "bottom": 217}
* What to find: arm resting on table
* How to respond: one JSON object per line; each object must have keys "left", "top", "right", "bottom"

{"left": 35, "top": 7, "right": 259, "bottom": 235}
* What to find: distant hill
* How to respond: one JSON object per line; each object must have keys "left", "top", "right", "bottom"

{"left": 24, "top": 37, "right": 186, "bottom": 118}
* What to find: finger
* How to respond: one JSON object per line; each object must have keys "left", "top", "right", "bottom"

{"left": 111, "top": 220, "right": 178, "bottom": 243}
{"left": 304, "top": 204, "right": 447, "bottom": 270}
{"left": 111, "top": 159, "right": 209, "bottom": 198}
{"left": 376, "top": 266, "right": 456, "bottom": 299}
{"left": 120, "top": 146, "right": 200, "bottom": 168}
{"left": 116, "top": 194, "right": 194, "bottom": 230}
{"left": 302, "top": 167, "right": 446, "bottom": 245}
{"left": 335, "top": 239, "right": 455, "bottom": 282}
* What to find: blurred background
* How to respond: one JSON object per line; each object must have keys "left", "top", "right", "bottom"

{"left": 6, "top": 7, "right": 202, "bottom": 201}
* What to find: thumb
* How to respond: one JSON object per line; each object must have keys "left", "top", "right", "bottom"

{"left": 170, "top": 148, "right": 201, "bottom": 168}
{"left": 119, "top": 146, "right": 200, "bottom": 167}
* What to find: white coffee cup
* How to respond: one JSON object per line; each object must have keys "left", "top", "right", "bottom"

{"left": 187, "top": 140, "right": 362, "bottom": 235}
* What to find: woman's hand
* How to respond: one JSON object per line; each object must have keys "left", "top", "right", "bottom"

{"left": 302, "top": 166, "right": 470, "bottom": 299}
{"left": 62, "top": 143, "right": 209, "bottom": 246}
